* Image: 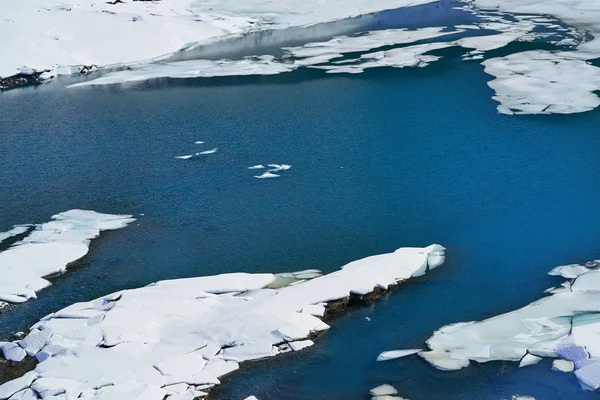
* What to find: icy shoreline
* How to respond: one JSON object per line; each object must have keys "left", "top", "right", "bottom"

{"left": 0, "top": 210, "right": 135, "bottom": 306}
{"left": 0, "top": 244, "right": 445, "bottom": 400}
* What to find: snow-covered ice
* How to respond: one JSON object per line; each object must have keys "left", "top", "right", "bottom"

{"left": 0, "top": 210, "right": 134, "bottom": 304}
{"left": 0, "top": 244, "right": 445, "bottom": 400}
{"left": 482, "top": 51, "right": 600, "bottom": 115}
{"left": 410, "top": 259, "right": 600, "bottom": 392}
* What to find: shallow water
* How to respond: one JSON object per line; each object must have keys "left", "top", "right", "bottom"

{"left": 1, "top": 47, "right": 600, "bottom": 399}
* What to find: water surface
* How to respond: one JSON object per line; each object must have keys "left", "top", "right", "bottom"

{"left": 1, "top": 52, "right": 599, "bottom": 399}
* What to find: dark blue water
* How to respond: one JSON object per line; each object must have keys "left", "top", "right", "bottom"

{"left": 1, "top": 54, "right": 600, "bottom": 400}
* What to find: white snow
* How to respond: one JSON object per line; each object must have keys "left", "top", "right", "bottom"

{"left": 0, "top": 244, "right": 445, "bottom": 400}
{"left": 247, "top": 165, "right": 265, "bottom": 170}
{"left": 377, "top": 349, "right": 422, "bottom": 361}
{"left": 418, "top": 261, "right": 600, "bottom": 392}
{"left": 0, "top": 210, "right": 134, "bottom": 304}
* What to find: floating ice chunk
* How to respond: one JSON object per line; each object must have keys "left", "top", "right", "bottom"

{"left": 482, "top": 51, "right": 600, "bottom": 115}
{"left": 194, "top": 141, "right": 205, "bottom": 144}
{"left": 0, "top": 245, "right": 444, "bottom": 399}
{"left": 244, "top": 397, "right": 259, "bottom": 400}
{"left": 254, "top": 172, "right": 280, "bottom": 179}
{"left": 512, "top": 396, "right": 535, "bottom": 400}
{"left": 196, "top": 148, "right": 218, "bottom": 155}
{"left": 519, "top": 354, "right": 543, "bottom": 367}
{"left": 247, "top": 165, "right": 265, "bottom": 170}
{"left": 289, "top": 340, "right": 314, "bottom": 351}
{"left": 552, "top": 359, "right": 575, "bottom": 373}
{"left": 267, "top": 164, "right": 291, "bottom": 172}
{"left": 0, "top": 210, "right": 134, "bottom": 304}
{"left": 377, "top": 349, "right": 421, "bottom": 361}
{"left": 370, "top": 384, "right": 398, "bottom": 396}
{"left": 575, "top": 359, "right": 600, "bottom": 390}
{"left": 175, "top": 155, "right": 194, "bottom": 160}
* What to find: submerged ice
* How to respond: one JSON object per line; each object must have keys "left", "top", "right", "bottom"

{"left": 0, "top": 245, "right": 445, "bottom": 400}
{"left": 0, "top": 210, "right": 135, "bottom": 304}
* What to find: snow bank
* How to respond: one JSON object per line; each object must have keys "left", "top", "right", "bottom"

{"left": 411, "top": 258, "right": 600, "bottom": 392}
{"left": 0, "top": 210, "right": 135, "bottom": 304}
{"left": 0, "top": 244, "right": 445, "bottom": 400}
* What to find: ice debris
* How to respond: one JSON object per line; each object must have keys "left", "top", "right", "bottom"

{"left": 414, "top": 258, "right": 600, "bottom": 392}
{"left": 0, "top": 210, "right": 135, "bottom": 304}
{"left": 0, "top": 245, "right": 445, "bottom": 400}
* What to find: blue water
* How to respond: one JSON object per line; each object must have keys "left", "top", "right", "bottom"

{"left": 1, "top": 50, "right": 600, "bottom": 399}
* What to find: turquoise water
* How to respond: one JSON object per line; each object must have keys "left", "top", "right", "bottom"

{"left": 1, "top": 49, "right": 600, "bottom": 399}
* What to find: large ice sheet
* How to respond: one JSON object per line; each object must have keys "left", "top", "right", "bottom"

{"left": 412, "top": 259, "right": 600, "bottom": 392}
{"left": 0, "top": 0, "right": 437, "bottom": 80}
{"left": 0, "top": 210, "right": 135, "bottom": 304}
{"left": 0, "top": 245, "right": 445, "bottom": 400}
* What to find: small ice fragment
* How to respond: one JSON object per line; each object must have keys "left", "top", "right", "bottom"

{"left": 267, "top": 164, "right": 291, "bottom": 172}
{"left": 248, "top": 165, "right": 265, "bottom": 170}
{"left": 197, "top": 148, "right": 218, "bottom": 155}
{"left": 175, "top": 155, "right": 193, "bottom": 159}
{"left": 195, "top": 141, "right": 205, "bottom": 144}
{"left": 377, "top": 349, "right": 421, "bottom": 361}
{"left": 365, "top": 317, "right": 371, "bottom": 321}
{"left": 254, "top": 172, "right": 280, "bottom": 179}
{"left": 552, "top": 359, "right": 575, "bottom": 372}
{"left": 289, "top": 340, "right": 314, "bottom": 351}
{"left": 519, "top": 354, "right": 543, "bottom": 367}
{"left": 370, "top": 384, "right": 398, "bottom": 396}
{"left": 244, "top": 397, "right": 260, "bottom": 400}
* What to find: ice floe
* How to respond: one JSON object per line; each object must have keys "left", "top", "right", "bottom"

{"left": 482, "top": 50, "right": 600, "bottom": 115}
{"left": 174, "top": 155, "right": 194, "bottom": 160}
{"left": 251, "top": 163, "right": 291, "bottom": 179}
{"left": 0, "top": 244, "right": 445, "bottom": 400}
{"left": 401, "top": 258, "right": 600, "bottom": 392}
{"left": 196, "top": 148, "right": 218, "bottom": 155}
{"left": 0, "top": 210, "right": 134, "bottom": 304}
{"left": 377, "top": 349, "right": 422, "bottom": 361}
